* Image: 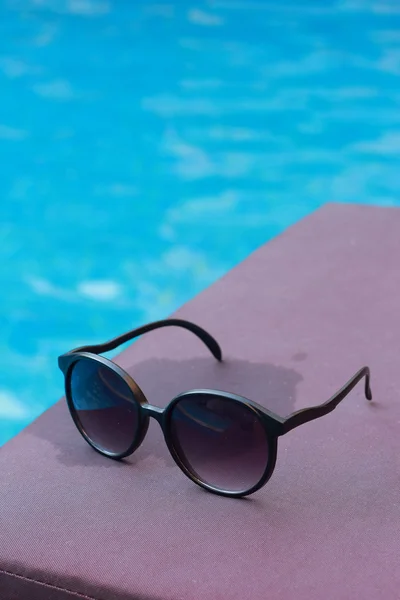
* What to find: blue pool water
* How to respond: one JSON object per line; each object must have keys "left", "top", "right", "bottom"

{"left": 0, "top": 0, "right": 399, "bottom": 446}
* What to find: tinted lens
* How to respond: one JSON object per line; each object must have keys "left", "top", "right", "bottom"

{"left": 69, "top": 359, "right": 139, "bottom": 455}
{"left": 170, "top": 394, "right": 269, "bottom": 493}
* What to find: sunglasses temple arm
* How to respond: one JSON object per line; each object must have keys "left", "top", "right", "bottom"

{"left": 69, "top": 318, "right": 222, "bottom": 361}
{"left": 280, "top": 366, "right": 372, "bottom": 435}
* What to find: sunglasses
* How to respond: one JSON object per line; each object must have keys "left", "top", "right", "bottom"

{"left": 58, "top": 318, "right": 372, "bottom": 498}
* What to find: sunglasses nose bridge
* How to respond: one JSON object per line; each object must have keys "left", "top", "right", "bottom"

{"left": 142, "top": 404, "right": 164, "bottom": 425}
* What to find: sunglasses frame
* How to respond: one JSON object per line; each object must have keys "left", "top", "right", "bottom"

{"left": 58, "top": 318, "right": 372, "bottom": 498}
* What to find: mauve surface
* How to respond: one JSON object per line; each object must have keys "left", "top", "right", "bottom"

{"left": 1, "top": 203, "right": 399, "bottom": 600}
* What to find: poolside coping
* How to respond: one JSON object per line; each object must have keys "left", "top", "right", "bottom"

{"left": 1, "top": 203, "right": 399, "bottom": 599}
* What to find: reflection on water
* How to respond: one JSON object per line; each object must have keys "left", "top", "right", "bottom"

{"left": 0, "top": 0, "right": 399, "bottom": 444}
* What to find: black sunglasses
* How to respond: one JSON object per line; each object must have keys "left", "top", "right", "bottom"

{"left": 58, "top": 319, "right": 372, "bottom": 498}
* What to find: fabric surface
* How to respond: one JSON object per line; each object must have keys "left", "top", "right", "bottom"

{"left": 1, "top": 203, "right": 399, "bottom": 600}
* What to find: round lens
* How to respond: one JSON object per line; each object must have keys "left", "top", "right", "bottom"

{"left": 69, "top": 359, "right": 139, "bottom": 455}
{"left": 169, "top": 394, "right": 269, "bottom": 493}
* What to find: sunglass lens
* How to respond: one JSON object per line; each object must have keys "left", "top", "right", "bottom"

{"left": 170, "top": 394, "right": 269, "bottom": 493}
{"left": 69, "top": 359, "right": 139, "bottom": 455}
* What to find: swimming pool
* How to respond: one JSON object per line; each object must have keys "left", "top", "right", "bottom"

{"left": 0, "top": 0, "right": 399, "bottom": 446}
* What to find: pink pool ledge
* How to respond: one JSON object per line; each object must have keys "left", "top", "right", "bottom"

{"left": 1, "top": 203, "right": 399, "bottom": 600}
